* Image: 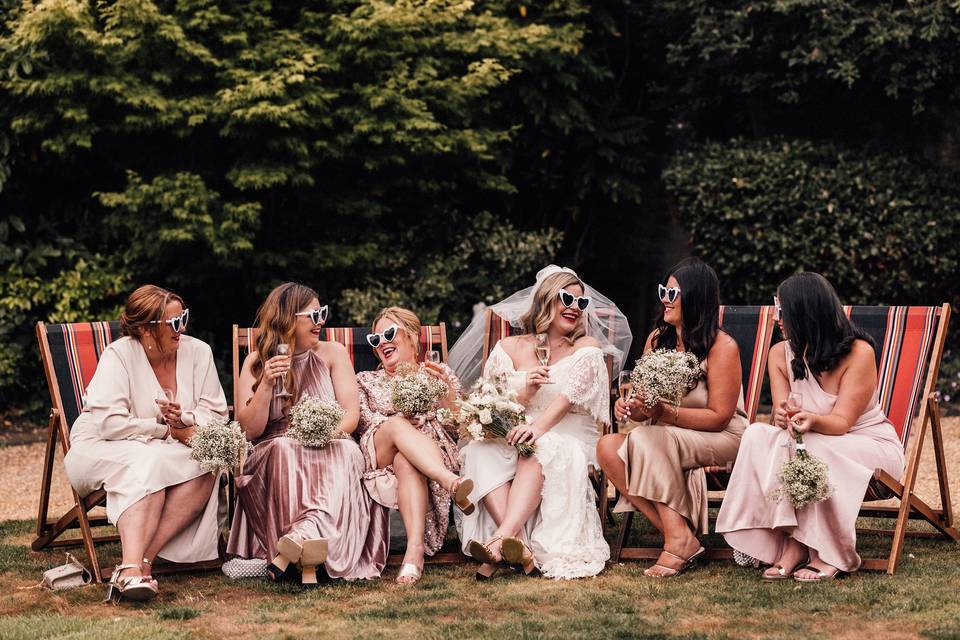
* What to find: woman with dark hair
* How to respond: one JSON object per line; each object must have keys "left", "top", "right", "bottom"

{"left": 717, "top": 273, "right": 905, "bottom": 581}
{"left": 227, "top": 283, "right": 389, "bottom": 585}
{"left": 64, "top": 285, "right": 228, "bottom": 602}
{"left": 597, "top": 258, "right": 748, "bottom": 578}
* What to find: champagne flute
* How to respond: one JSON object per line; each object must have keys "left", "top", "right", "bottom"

{"left": 785, "top": 391, "right": 803, "bottom": 435}
{"left": 535, "top": 333, "right": 554, "bottom": 384}
{"left": 426, "top": 350, "right": 441, "bottom": 364}
{"left": 275, "top": 343, "right": 292, "bottom": 398}
{"left": 617, "top": 370, "right": 633, "bottom": 424}
{"left": 535, "top": 333, "right": 550, "bottom": 366}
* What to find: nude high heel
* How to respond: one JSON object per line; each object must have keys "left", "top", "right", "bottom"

{"left": 298, "top": 539, "right": 329, "bottom": 586}
{"left": 501, "top": 537, "right": 539, "bottom": 576}
{"left": 451, "top": 477, "right": 476, "bottom": 515}
{"left": 268, "top": 534, "right": 303, "bottom": 582}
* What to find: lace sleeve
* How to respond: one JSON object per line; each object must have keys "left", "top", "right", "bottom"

{"left": 561, "top": 347, "right": 611, "bottom": 426}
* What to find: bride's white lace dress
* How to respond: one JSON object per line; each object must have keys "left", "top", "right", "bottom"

{"left": 455, "top": 342, "right": 611, "bottom": 579}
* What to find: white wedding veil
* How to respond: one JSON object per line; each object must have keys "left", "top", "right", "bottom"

{"left": 448, "top": 265, "right": 633, "bottom": 388}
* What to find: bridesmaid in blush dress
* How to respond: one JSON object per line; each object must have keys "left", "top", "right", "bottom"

{"left": 716, "top": 273, "right": 905, "bottom": 581}
{"left": 227, "top": 283, "right": 389, "bottom": 584}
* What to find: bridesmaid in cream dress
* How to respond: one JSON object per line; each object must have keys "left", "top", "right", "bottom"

{"left": 64, "top": 285, "right": 228, "bottom": 602}
{"left": 597, "top": 259, "right": 747, "bottom": 578}
{"left": 717, "top": 273, "right": 905, "bottom": 581}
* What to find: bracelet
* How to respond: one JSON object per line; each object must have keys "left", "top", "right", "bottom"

{"left": 671, "top": 405, "right": 680, "bottom": 424}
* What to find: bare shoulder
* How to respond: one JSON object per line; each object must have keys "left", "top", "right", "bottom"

{"left": 317, "top": 340, "right": 349, "bottom": 363}
{"left": 768, "top": 341, "right": 787, "bottom": 371}
{"left": 710, "top": 330, "right": 740, "bottom": 357}
{"left": 846, "top": 338, "right": 877, "bottom": 367}
{"left": 574, "top": 335, "right": 601, "bottom": 349}
{"left": 499, "top": 335, "right": 526, "bottom": 357}
{"left": 644, "top": 329, "right": 658, "bottom": 352}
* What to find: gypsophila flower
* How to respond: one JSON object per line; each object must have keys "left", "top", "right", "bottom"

{"left": 287, "top": 395, "right": 345, "bottom": 448}
{"left": 436, "top": 407, "right": 453, "bottom": 426}
{"left": 452, "top": 374, "right": 534, "bottom": 456}
{"left": 629, "top": 349, "right": 702, "bottom": 409}
{"left": 189, "top": 415, "right": 251, "bottom": 474}
{"left": 768, "top": 435, "right": 834, "bottom": 508}
{"left": 390, "top": 362, "right": 448, "bottom": 415}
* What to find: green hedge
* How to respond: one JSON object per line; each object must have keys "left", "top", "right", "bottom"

{"left": 664, "top": 138, "right": 960, "bottom": 397}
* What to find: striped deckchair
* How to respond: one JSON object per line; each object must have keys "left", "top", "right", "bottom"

{"left": 479, "top": 308, "right": 622, "bottom": 526}
{"left": 231, "top": 323, "right": 463, "bottom": 564}
{"left": 613, "top": 305, "right": 777, "bottom": 562}
{"left": 845, "top": 305, "right": 957, "bottom": 574}
{"left": 33, "top": 321, "right": 224, "bottom": 583}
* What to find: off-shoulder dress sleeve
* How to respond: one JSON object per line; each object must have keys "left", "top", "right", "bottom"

{"left": 561, "top": 347, "right": 610, "bottom": 426}
{"left": 81, "top": 347, "right": 169, "bottom": 441}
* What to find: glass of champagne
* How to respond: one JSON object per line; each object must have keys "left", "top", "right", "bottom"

{"left": 275, "top": 343, "right": 292, "bottom": 398}
{"left": 535, "top": 333, "right": 550, "bottom": 366}
{"left": 785, "top": 392, "right": 803, "bottom": 430}
{"left": 155, "top": 388, "right": 175, "bottom": 430}
{"left": 426, "top": 350, "right": 441, "bottom": 365}
{"left": 535, "top": 333, "right": 553, "bottom": 384}
{"left": 618, "top": 370, "right": 633, "bottom": 424}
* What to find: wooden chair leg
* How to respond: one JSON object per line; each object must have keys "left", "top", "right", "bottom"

{"left": 928, "top": 397, "right": 955, "bottom": 530}
{"left": 613, "top": 511, "right": 633, "bottom": 562}
{"left": 34, "top": 410, "right": 59, "bottom": 540}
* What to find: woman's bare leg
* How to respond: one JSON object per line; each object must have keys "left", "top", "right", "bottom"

{"left": 374, "top": 417, "right": 458, "bottom": 489}
{"left": 597, "top": 433, "right": 663, "bottom": 531}
{"left": 142, "top": 474, "right": 217, "bottom": 565}
{"left": 116, "top": 490, "right": 165, "bottom": 578}
{"left": 491, "top": 456, "right": 543, "bottom": 541}
{"left": 393, "top": 453, "right": 428, "bottom": 583}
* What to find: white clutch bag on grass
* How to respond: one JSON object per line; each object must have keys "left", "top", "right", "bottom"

{"left": 42, "top": 552, "right": 92, "bottom": 590}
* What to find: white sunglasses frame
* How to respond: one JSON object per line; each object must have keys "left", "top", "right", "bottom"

{"left": 557, "top": 288, "right": 591, "bottom": 311}
{"left": 295, "top": 305, "right": 329, "bottom": 326}
{"left": 658, "top": 284, "right": 681, "bottom": 304}
{"left": 366, "top": 323, "right": 400, "bottom": 349}
{"left": 149, "top": 308, "right": 190, "bottom": 333}
{"left": 773, "top": 296, "right": 782, "bottom": 321}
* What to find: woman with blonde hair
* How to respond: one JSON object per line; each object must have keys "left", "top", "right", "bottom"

{"left": 64, "top": 285, "right": 228, "bottom": 602}
{"left": 227, "top": 283, "right": 388, "bottom": 584}
{"left": 356, "top": 306, "right": 474, "bottom": 585}
{"left": 449, "top": 266, "right": 631, "bottom": 580}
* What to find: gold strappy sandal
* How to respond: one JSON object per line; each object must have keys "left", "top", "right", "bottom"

{"left": 104, "top": 564, "right": 158, "bottom": 603}
{"left": 501, "top": 537, "right": 539, "bottom": 576}
{"left": 468, "top": 537, "right": 503, "bottom": 580}
{"left": 451, "top": 477, "right": 476, "bottom": 515}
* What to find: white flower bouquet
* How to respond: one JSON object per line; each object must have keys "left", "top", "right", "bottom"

{"left": 287, "top": 395, "right": 346, "bottom": 448}
{"left": 390, "top": 362, "right": 448, "bottom": 416}
{"left": 444, "top": 375, "right": 535, "bottom": 456}
{"left": 189, "top": 415, "right": 251, "bottom": 474}
{"left": 768, "top": 434, "right": 834, "bottom": 508}
{"left": 629, "top": 349, "right": 702, "bottom": 409}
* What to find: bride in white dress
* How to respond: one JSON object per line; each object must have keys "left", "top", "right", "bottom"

{"left": 449, "top": 266, "right": 631, "bottom": 579}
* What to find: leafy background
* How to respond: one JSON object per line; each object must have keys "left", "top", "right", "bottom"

{"left": 1, "top": 0, "right": 959, "bottom": 415}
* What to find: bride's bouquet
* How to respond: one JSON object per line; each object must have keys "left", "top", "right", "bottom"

{"left": 390, "top": 362, "right": 448, "bottom": 416}
{"left": 629, "top": 349, "right": 702, "bottom": 409}
{"left": 768, "top": 434, "right": 833, "bottom": 508}
{"left": 189, "top": 415, "right": 251, "bottom": 474}
{"left": 287, "top": 395, "right": 346, "bottom": 448}
{"left": 442, "top": 375, "right": 535, "bottom": 456}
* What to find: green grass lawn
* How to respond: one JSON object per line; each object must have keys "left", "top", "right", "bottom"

{"left": 1, "top": 518, "right": 959, "bottom": 639}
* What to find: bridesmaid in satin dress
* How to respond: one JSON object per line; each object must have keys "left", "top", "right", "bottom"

{"left": 227, "top": 283, "right": 389, "bottom": 584}
{"left": 717, "top": 273, "right": 905, "bottom": 581}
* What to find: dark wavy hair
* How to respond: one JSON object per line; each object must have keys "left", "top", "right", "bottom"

{"left": 652, "top": 258, "right": 720, "bottom": 361}
{"left": 777, "top": 272, "right": 874, "bottom": 381}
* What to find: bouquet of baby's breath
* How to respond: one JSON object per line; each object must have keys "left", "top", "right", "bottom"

{"left": 189, "top": 415, "right": 251, "bottom": 474}
{"left": 287, "top": 395, "right": 345, "bottom": 448}
{"left": 768, "top": 434, "right": 834, "bottom": 508}
{"left": 390, "top": 362, "right": 448, "bottom": 416}
{"left": 629, "top": 349, "right": 702, "bottom": 409}
{"left": 443, "top": 375, "right": 535, "bottom": 456}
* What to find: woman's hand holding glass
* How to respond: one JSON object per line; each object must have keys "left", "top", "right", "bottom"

{"left": 422, "top": 360, "right": 457, "bottom": 405}
{"left": 263, "top": 354, "right": 291, "bottom": 384}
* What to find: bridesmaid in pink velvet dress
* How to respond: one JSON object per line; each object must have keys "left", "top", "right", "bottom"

{"left": 717, "top": 273, "right": 904, "bottom": 581}
{"left": 227, "top": 283, "right": 389, "bottom": 584}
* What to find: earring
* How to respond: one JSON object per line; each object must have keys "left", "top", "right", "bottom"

{"left": 147, "top": 344, "right": 153, "bottom": 351}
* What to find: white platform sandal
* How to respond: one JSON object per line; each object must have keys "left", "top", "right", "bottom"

{"left": 396, "top": 563, "right": 423, "bottom": 585}
{"left": 104, "top": 563, "right": 158, "bottom": 603}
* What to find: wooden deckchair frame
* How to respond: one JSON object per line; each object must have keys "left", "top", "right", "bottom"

{"left": 857, "top": 303, "right": 957, "bottom": 573}
{"left": 33, "top": 321, "right": 223, "bottom": 583}
{"left": 231, "top": 323, "right": 464, "bottom": 565}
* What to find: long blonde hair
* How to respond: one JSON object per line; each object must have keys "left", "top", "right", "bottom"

{"left": 251, "top": 282, "right": 319, "bottom": 401}
{"left": 519, "top": 271, "right": 586, "bottom": 344}
{"left": 371, "top": 306, "right": 422, "bottom": 365}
